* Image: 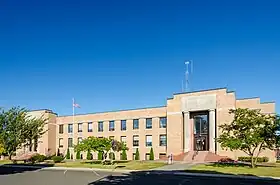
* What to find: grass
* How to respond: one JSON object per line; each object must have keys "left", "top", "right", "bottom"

{"left": 188, "top": 163, "right": 280, "bottom": 177}
{"left": 55, "top": 160, "right": 166, "bottom": 170}
{"left": 0, "top": 160, "right": 12, "bottom": 164}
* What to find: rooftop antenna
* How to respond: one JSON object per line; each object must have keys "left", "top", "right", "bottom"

{"left": 184, "top": 60, "right": 193, "bottom": 92}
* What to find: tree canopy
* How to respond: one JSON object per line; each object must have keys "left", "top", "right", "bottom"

{"left": 217, "top": 108, "right": 279, "bottom": 168}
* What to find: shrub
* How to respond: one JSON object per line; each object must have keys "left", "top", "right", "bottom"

{"left": 238, "top": 156, "right": 269, "bottom": 163}
{"left": 66, "top": 148, "right": 70, "bottom": 159}
{"left": 218, "top": 157, "right": 235, "bottom": 163}
{"left": 84, "top": 160, "right": 102, "bottom": 164}
{"left": 276, "top": 160, "right": 280, "bottom": 163}
{"left": 149, "top": 148, "right": 154, "bottom": 160}
{"left": 135, "top": 148, "right": 140, "bottom": 160}
{"left": 76, "top": 151, "right": 81, "bottom": 160}
{"left": 52, "top": 156, "right": 64, "bottom": 163}
{"left": 31, "top": 154, "right": 46, "bottom": 163}
{"left": 98, "top": 151, "right": 103, "bottom": 160}
{"left": 86, "top": 150, "right": 92, "bottom": 160}
{"left": 109, "top": 152, "right": 115, "bottom": 160}
{"left": 121, "top": 150, "right": 127, "bottom": 160}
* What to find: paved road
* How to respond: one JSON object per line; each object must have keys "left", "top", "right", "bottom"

{"left": 0, "top": 166, "right": 280, "bottom": 185}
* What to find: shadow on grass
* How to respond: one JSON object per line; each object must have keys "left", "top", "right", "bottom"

{"left": 0, "top": 163, "right": 54, "bottom": 175}
{"left": 88, "top": 170, "right": 280, "bottom": 185}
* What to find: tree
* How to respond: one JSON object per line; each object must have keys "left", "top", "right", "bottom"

{"left": 217, "top": 108, "right": 279, "bottom": 168}
{"left": 149, "top": 148, "right": 154, "bottom": 160}
{"left": 66, "top": 148, "right": 70, "bottom": 159}
{"left": 121, "top": 149, "right": 127, "bottom": 160}
{"left": 86, "top": 150, "right": 92, "bottom": 160}
{"left": 76, "top": 150, "right": 81, "bottom": 160}
{"left": 0, "top": 141, "right": 5, "bottom": 156}
{"left": 98, "top": 151, "right": 103, "bottom": 160}
{"left": 135, "top": 148, "right": 140, "bottom": 160}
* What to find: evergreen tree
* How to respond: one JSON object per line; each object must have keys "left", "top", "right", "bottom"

{"left": 121, "top": 149, "right": 127, "bottom": 160}
{"left": 149, "top": 148, "right": 154, "bottom": 160}
{"left": 76, "top": 150, "right": 81, "bottom": 160}
{"left": 98, "top": 151, "right": 103, "bottom": 160}
{"left": 66, "top": 148, "right": 70, "bottom": 159}
{"left": 86, "top": 150, "right": 92, "bottom": 160}
{"left": 135, "top": 148, "right": 140, "bottom": 160}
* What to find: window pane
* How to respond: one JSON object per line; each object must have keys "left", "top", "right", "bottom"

{"left": 68, "top": 138, "right": 73, "bottom": 147}
{"left": 88, "top": 122, "right": 93, "bottom": 132}
{"left": 133, "top": 119, "right": 139, "bottom": 129}
{"left": 121, "top": 136, "right": 126, "bottom": 144}
{"left": 146, "top": 118, "right": 152, "bottom": 129}
{"left": 109, "top": 121, "right": 115, "bottom": 131}
{"left": 121, "top": 120, "right": 126, "bottom": 131}
{"left": 159, "top": 117, "right": 167, "bottom": 128}
{"left": 59, "top": 125, "right": 64, "bottom": 134}
{"left": 109, "top": 136, "right": 114, "bottom": 140}
{"left": 133, "top": 135, "right": 139, "bottom": 146}
{"left": 68, "top": 124, "right": 73, "bottom": 133}
{"left": 146, "top": 135, "right": 152, "bottom": 146}
{"left": 98, "top": 121, "right": 103, "bottom": 132}
{"left": 159, "top": 135, "right": 167, "bottom": 146}
{"left": 59, "top": 138, "right": 63, "bottom": 147}
{"left": 78, "top": 123, "right": 83, "bottom": 132}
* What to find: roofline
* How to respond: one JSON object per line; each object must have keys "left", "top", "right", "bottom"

{"left": 173, "top": 87, "right": 227, "bottom": 96}
{"left": 28, "top": 109, "right": 58, "bottom": 115}
{"left": 236, "top": 97, "right": 260, "bottom": 101}
{"left": 58, "top": 105, "right": 167, "bottom": 117}
{"left": 261, "top": 101, "right": 276, "bottom": 104}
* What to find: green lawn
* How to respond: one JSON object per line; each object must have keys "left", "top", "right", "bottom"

{"left": 188, "top": 163, "right": 280, "bottom": 177}
{"left": 0, "top": 160, "right": 12, "bottom": 164}
{"left": 55, "top": 161, "right": 166, "bottom": 170}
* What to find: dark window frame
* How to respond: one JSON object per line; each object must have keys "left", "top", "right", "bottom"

{"left": 68, "top": 124, "right": 73, "bottom": 133}
{"left": 59, "top": 138, "right": 63, "bottom": 148}
{"left": 68, "top": 138, "right": 73, "bottom": 148}
{"left": 146, "top": 118, "right": 152, "bottom": 129}
{"left": 88, "top": 122, "right": 93, "bottom": 132}
{"left": 98, "top": 121, "right": 103, "bottom": 132}
{"left": 133, "top": 135, "right": 139, "bottom": 147}
{"left": 121, "top": 120, "right": 126, "bottom": 131}
{"left": 159, "top": 134, "right": 167, "bottom": 146}
{"left": 159, "top": 117, "right": 167, "bottom": 128}
{"left": 78, "top": 123, "right": 83, "bottom": 132}
{"left": 133, "top": 119, "right": 139, "bottom": 129}
{"left": 59, "top": 125, "right": 64, "bottom": 134}
{"left": 109, "top": 121, "right": 115, "bottom": 131}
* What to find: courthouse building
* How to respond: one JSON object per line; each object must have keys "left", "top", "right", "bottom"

{"left": 28, "top": 87, "right": 276, "bottom": 162}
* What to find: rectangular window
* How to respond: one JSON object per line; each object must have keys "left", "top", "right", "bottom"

{"left": 88, "top": 122, "right": 93, "bottom": 132}
{"left": 78, "top": 137, "right": 83, "bottom": 144}
{"left": 146, "top": 118, "right": 152, "bottom": 129}
{"left": 159, "top": 153, "right": 166, "bottom": 159}
{"left": 133, "top": 135, "right": 139, "bottom": 147}
{"left": 68, "top": 124, "right": 73, "bottom": 133}
{"left": 68, "top": 138, "right": 73, "bottom": 148}
{"left": 121, "top": 120, "right": 126, "bottom": 131}
{"left": 109, "top": 121, "right": 115, "bottom": 131}
{"left": 145, "top": 153, "right": 150, "bottom": 160}
{"left": 146, "top": 135, "right": 152, "bottom": 147}
{"left": 59, "top": 125, "right": 64, "bottom": 134}
{"left": 159, "top": 117, "right": 167, "bottom": 128}
{"left": 59, "top": 138, "right": 63, "bottom": 148}
{"left": 78, "top": 123, "right": 83, "bottom": 132}
{"left": 133, "top": 119, "right": 139, "bottom": 129}
{"left": 159, "top": 134, "right": 167, "bottom": 146}
{"left": 120, "top": 136, "right": 126, "bottom": 144}
{"left": 98, "top": 121, "right": 103, "bottom": 132}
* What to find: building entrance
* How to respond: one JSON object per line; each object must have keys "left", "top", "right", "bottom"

{"left": 193, "top": 112, "right": 209, "bottom": 151}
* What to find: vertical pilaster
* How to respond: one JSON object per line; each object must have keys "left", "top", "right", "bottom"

{"left": 184, "top": 111, "right": 190, "bottom": 152}
{"left": 209, "top": 109, "right": 216, "bottom": 153}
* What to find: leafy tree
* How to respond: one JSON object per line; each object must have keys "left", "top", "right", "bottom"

{"left": 76, "top": 150, "right": 81, "bottom": 160}
{"left": 0, "top": 141, "right": 5, "bottom": 155}
{"left": 149, "top": 148, "right": 154, "bottom": 160}
{"left": 98, "top": 151, "right": 103, "bottom": 160}
{"left": 121, "top": 149, "right": 127, "bottom": 160}
{"left": 135, "top": 148, "right": 140, "bottom": 160}
{"left": 86, "top": 150, "right": 92, "bottom": 160}
{"left": 217, "top": 108, "right": 279, "bottom": 168}
{"left": 66, "top": 148, "right": 70, "bottom": 159}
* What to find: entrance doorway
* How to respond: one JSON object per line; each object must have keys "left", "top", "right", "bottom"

{"left": 192, "top": 112, "right": 209, "bottom": 151}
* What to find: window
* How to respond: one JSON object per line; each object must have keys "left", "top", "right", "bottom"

{"left": 120, "top": 136, "right": 126, "bottom": 144}
{"left": 109, "top": 121, "right": 115, "bottom": 131}
{"left": 145, "top": 153, "right": 150, "bottom": 160}
{"left": 88, "top": 122, "right": 93, "bottom": 132}
{"left": 98, "top": 121, "right": 103, "bottom": 132}
{"left": 133, "top": 153, "right": 136, "bottom": 160}
{"left": 133, "top": 119, "right": 139, "bottom": 129}
{"left": 146, "top": 118, "right": 152, "bottom": 129}
{"left": 78, "top": 137, "right": 83, "bottom": 144}
{"left": 78, "top": 123, "right": 83, "bottom": 132}
{"left": 121, "top": 120, "right": 126, "bottom": 131}
{"left": 68, "top": 124, "right": 73, "bottom": 133}
{"left": 109, "top": 136, "right": 114, "bottom": 140}
{"left": 59, "top": 138, "right": 63, "bottom": 147}
{"left": 59, "top": 125, "right": 64, "bottom": 134}
{"left": 159, "top": 117, "right": 167, "bottom": 128}
{"left": 133, "top": 135, "right": 139, "bottom": 147}
{"left": 159, "top": 153, "right": 166, "bottom": 159}
{"left": 146, "top": 135, "right": 152, "bottom": 147}
{"left": 68, "top": 138, "right": 73, "bottom": 148}
{"left": 159, "top": 135, "right": 167, "bottom": 146}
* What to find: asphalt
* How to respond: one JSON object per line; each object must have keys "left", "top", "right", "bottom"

{"left": 0, "top": 166, "right": 280, "bottom": 185}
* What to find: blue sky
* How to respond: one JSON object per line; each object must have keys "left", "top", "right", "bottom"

{"left": 0, "top": 0, "right": 279, "bottom": 115}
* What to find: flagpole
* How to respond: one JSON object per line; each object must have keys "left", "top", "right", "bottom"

{"left": 72, "top": 98, "right": 75, "bottom": 127}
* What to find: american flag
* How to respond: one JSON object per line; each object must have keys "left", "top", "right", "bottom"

{"left": 73, "top": 99, "right": 81, "bottom": 108}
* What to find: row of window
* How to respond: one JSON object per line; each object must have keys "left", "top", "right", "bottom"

{"left": 59, "top": 117, "right": 167, "bottom": 134}
{"left": 59, "top": 134, "right": 167, "bottom": 148}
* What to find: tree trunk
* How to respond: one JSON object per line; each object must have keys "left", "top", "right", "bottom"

{"left": 9, "top": 153, "right": 12, "bottom": 160}
{"left": 250, "top": 155, "right": 255, "bottom": 168}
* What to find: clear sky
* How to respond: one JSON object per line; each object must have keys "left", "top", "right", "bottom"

{"left": 0, "top": 0, "right": 279, "bottom": 115}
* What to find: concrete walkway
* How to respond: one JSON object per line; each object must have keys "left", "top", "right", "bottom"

{"left": 153, "top": 162, "right": 196, "bottom": 171}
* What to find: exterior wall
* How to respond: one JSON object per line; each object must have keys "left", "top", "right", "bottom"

{"left": 29, "top": 88, "right": 276, "bottom": 162}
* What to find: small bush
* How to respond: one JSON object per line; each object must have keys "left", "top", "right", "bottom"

{"left": 66, "top": 148, "right": 70, "bottom": 159}
{"left": 98, "top": 151, "right": 103, "bottom": 160}
{"left": 218, "top": 157, "right": 235, "bottom": 163}
{"left": 109, "top": 152, "right": 115, "bottom": 160}
{"left": 31, "top": 154, "right": 46, "bottom": 163}
{"left": 121, "top": 150, "right": 127, "bottom": 160}
{"left": 238, "top": 156, "right": 269, "bottom": 163}
{"left": 135, "top": 148, "right": 140, "bottom": 160}
{"left": 84, "top": 160, "right": 102, "bottom": 164}
{"left": 276, "top": 160, "right": 280, "bottom": 163}
{"left": 149, "top": 148, "right": 154, "bottom": 160}
{"left": 86, "top": 150, "right": 92, "bottom": 160}
{"left": 76, "top": 151, "right": 81, "bottom": 160}
{"left": 52, "top": 156, "right": 64, "bottom": 163}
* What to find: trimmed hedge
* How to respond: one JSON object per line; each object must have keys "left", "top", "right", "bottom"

{"left": 52, "top": 156, "right": 64, "bottom": 163}
{"left": 238, "top": 156, "right": 269, "bottom": 163}
{"left": 31, "top": 154, "right": 46, "bottom": 163}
